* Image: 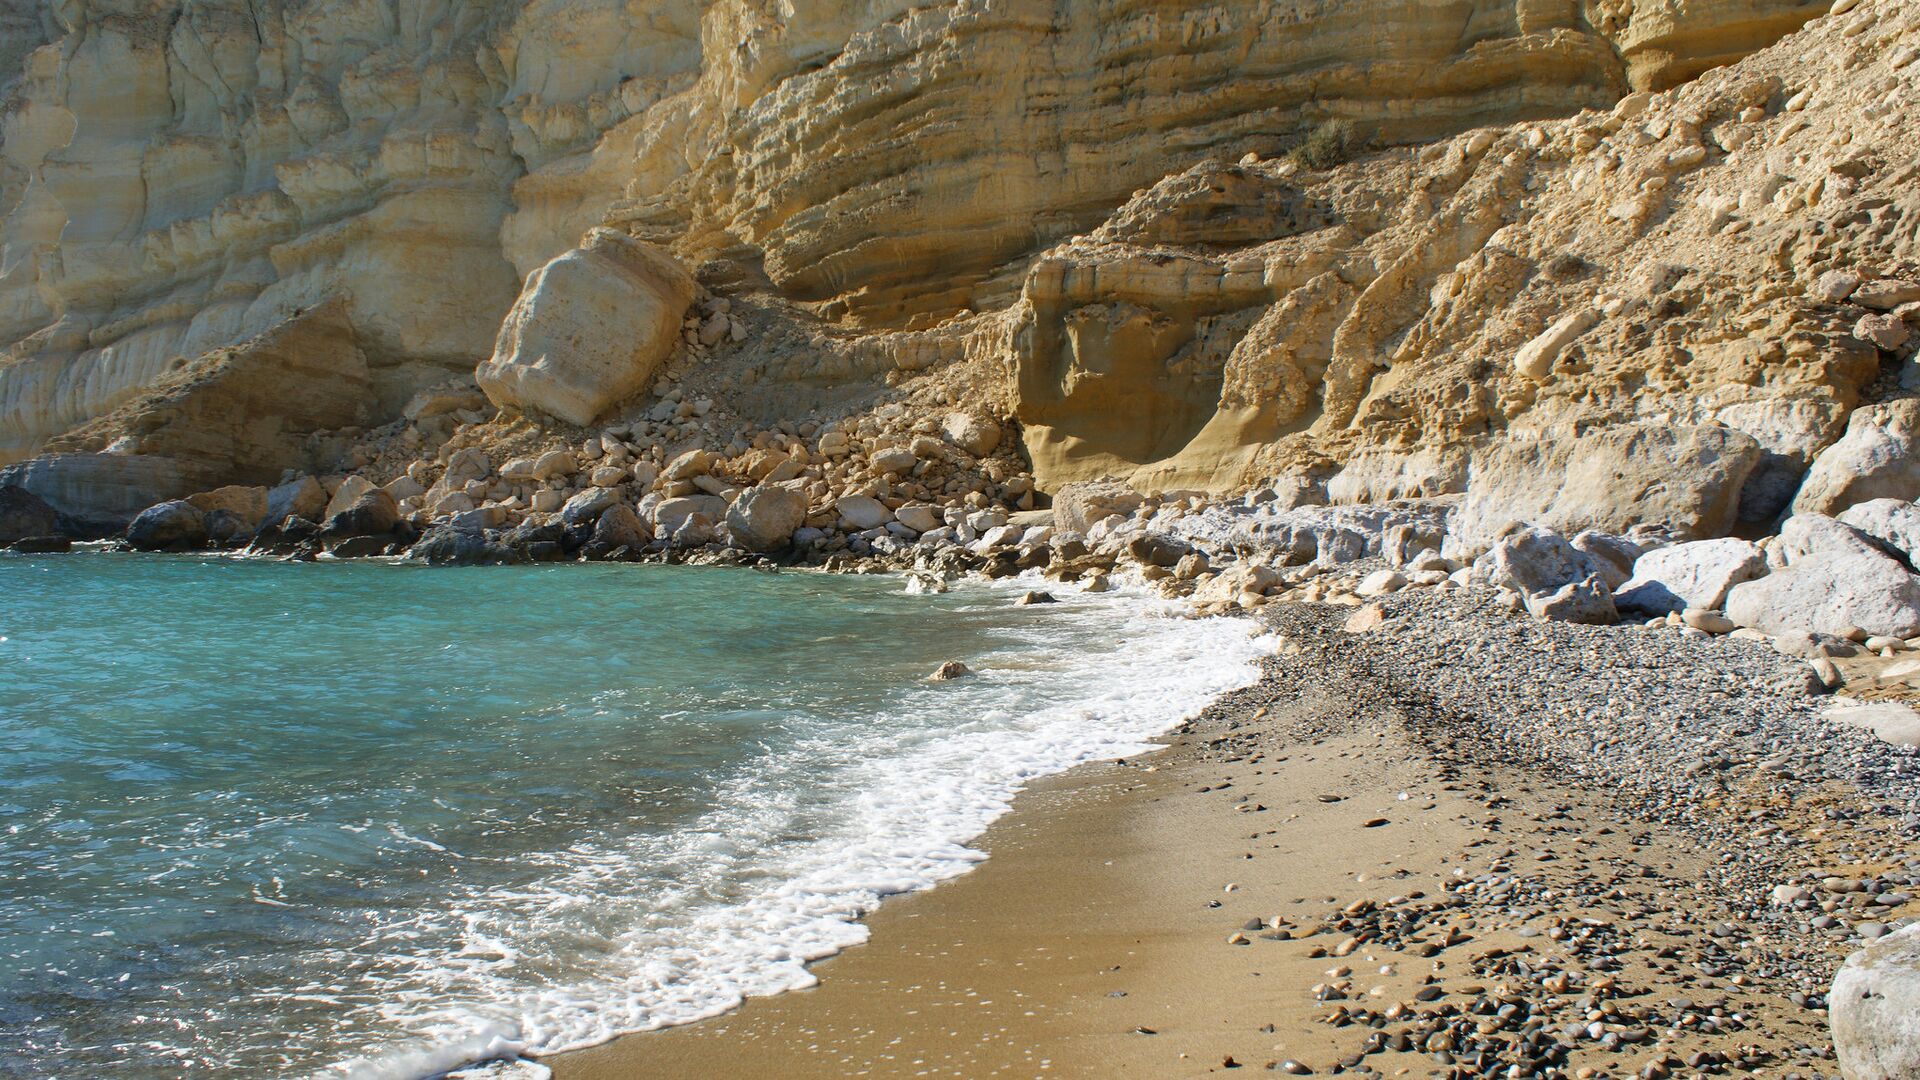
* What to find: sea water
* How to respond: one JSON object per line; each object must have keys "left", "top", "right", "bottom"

{"left": 0, "top": 554, "right": 1265, "bottom": 1078}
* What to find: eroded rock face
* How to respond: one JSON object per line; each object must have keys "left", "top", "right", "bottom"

{"left": 0, "top": 484, "right": 57, "bottom": 543}
{"left": 477, "top": 230, "right": 695, "bottom": 426}
{"left": 0, "top": 0, "right": 1883, "bottom": 546}
{"left": 0, "top": 3, "right": 1831, "bottom": 455}
{"left": 0, "top": 452, "right": 213, "bottom": 530}
{"left": 1450, "top": 425, "right": 1761, "bottom": 557}
{"left": 996, "top": 3, "right": 1884, "bottom": 500}
{"left": 40, "top": 300, "right": 374, "bottom": 487}
{"left": 0, "top": 2, "right": 521, "bottom": 467}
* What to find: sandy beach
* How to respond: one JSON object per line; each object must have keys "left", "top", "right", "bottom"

{"left": 555, "top": 593, "right": 1915, "bottom": 1079}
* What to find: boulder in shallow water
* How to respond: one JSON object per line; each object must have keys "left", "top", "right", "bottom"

{"left": 726, "top": 485, "right": 808, "bottom": 551}
{"left": 320, "top": 488, "right": 400, "bottom": 539}
{"left": 1831, "top": 922, "right": 1920, "bottom": 1080}
{"left": 0, "top": 486, "right": 59, "bottom": 544}
{"left": 405, "top": 525, "right": 524, "bottom": 566}
{"left": 591, "top": 504, "right": 651, "bottom": 552}
{"left": 928, "top": 661, "right": 974, "bottom": 681}
{"left": 265, "top": 476, "right": 327, "bottom": 528}
{"left": 127, "top": 500, "right": 208, "bottom": 551}
{"left": 204, "top": 509, "right": 255, "bottom": 545}
{"left": 325, "top": 534, "right": 395, "bottom": 559}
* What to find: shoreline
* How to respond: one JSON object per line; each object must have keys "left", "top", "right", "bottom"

{"left": 548, "top": 591, "right": 1917, "bottom": 1079}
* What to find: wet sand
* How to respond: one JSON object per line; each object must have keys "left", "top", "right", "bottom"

{"left": 552, "top": 597, "right": 1900, "bottom": 1079}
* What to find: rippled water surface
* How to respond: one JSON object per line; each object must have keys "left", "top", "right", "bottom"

{"left": 0, "top": 555, "right": 1262, "bottom": 1078}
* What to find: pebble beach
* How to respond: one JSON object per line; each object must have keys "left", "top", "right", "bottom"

{"left": 553, "top": 590, "right": 1920, "bottom": 1079}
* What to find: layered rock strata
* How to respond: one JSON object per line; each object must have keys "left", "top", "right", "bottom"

{"left": 0, "top": 0, "right": 1835, "bottom": 495}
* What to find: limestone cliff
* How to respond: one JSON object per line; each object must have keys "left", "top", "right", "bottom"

{"left": 1000, "top": 0, "right": 1917, "bottom": 522}
{"left": 0, "top": 0, "right": 1882, "bottom": 532}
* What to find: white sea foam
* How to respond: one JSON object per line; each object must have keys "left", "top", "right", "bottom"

{"left": 320, "top": 583, "right": 1269, "bottom": 1079}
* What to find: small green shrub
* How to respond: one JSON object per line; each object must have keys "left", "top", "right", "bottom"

{"left": 1289, "top": 119, "right": 1363, "bottom": 171}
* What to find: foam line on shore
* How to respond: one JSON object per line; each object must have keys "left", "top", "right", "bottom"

{"left": 319, "top": 584, "right": 1269, "bottom": 1080}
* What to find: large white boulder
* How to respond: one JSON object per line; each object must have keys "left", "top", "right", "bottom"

{"left": 1837, "top": 499, "right": 1920, "bottom": 563}
{"left": 835, "top": 495, "right": 894, "bottom": 531}
{"left": 1449, "top": 424, "right": 1760, "bottom": 558}
{"left": 1526, "top": 577, "right": 1618, "bottom": 625}
{"left": 1616, "top": 538, "right": 1768, "bottom": 614}
{"left": 1794, "top": 400, "right": 1920, "bottom": 516}
{"left": 1825, "top": 700, "right": 1920, "bottom": 749}
{"left": 653, "top": 494, "right": 727, "bottom": 533}
{"left": 265, "top": 476, "right": 327, "bottom": 526}
{"left": 1831, "top": 922, "right": 1920, "bottom": 1080}
{"left": 1479, "top": 527, "right": 1611, "bottom": 597}
{"left": 1725, "top": 515, "right": 1920, "bottom": 638}
{"left": 726, "top": 485, "right": 809, "bottom": 551}
{"left": 941, "top": 413, "right": 1001, "bottom": 457}
{"left": 1477, "top": 527, "right": 1621, "bottom": 624}
{"left": 477, "top": 229, "right": 695, "bottom": 427}
{"left": 1052, "top": 480, "right": 1143, "bottom": 535}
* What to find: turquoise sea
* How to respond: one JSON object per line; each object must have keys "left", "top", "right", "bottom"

{"left": 0, "top": 554, "right": 1264, "bottom": 1078}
